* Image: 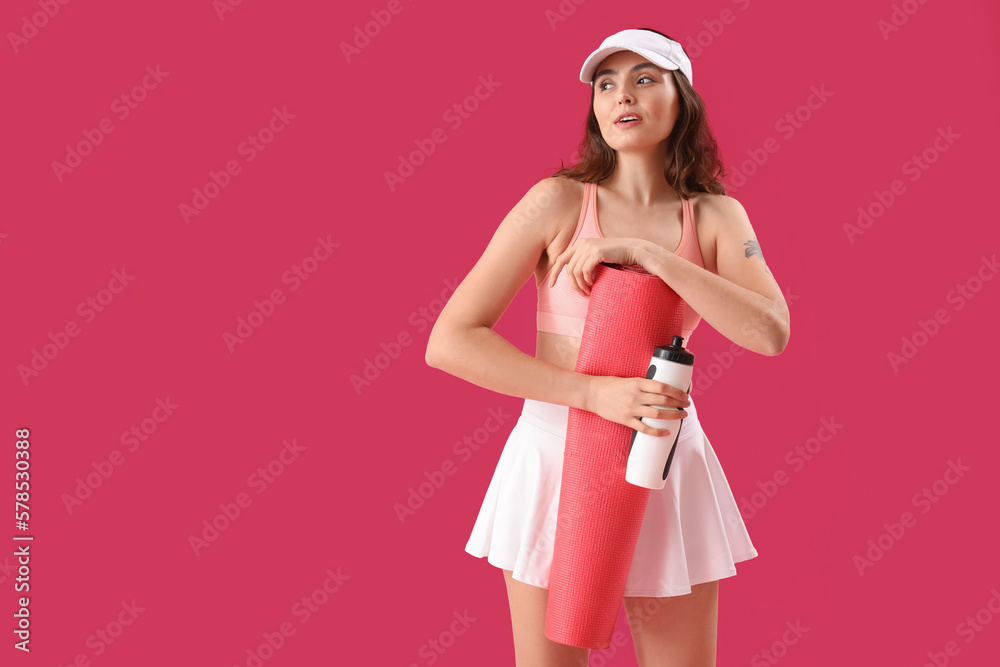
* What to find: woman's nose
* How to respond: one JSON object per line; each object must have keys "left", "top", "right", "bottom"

{"left": 617, "top": 88, "right": 634, "bottom": 104}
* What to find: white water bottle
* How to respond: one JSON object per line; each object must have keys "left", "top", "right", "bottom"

{"left": 625, "top": 335, "right": 694, "bottom": 490}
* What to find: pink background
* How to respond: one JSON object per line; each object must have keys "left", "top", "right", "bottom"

{"left": 2, "top": 0, "right": 999, "bottom": 664}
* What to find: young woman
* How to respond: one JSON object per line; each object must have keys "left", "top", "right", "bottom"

{"left": 426, "top": 28, "right": 790, "bottom": 667}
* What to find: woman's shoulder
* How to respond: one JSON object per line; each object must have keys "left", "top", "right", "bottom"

{"left": 689, "top": 191, "right": 750, "bottom": 237}
{"left": 526, "top": 174, "right": 586, "bottom": 209}
{"left": 687, "top": 191, "right": 750, "bottom": 275}
{"left": 690, "top": 191, "right": 746, "bottom": 216}
{"left": 511, "top": 176, "right": 588, "bottom": 277}
{"left": 516, "top": 175, "right": 587, "bottom": 236}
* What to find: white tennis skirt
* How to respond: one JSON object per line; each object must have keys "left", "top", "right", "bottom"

{"left": 464, "top": 394, "right": 758, "bottom": 597}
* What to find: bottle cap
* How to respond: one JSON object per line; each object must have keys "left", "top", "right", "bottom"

{"left": 653, "top": 335, "right": 694, "bottom": 366}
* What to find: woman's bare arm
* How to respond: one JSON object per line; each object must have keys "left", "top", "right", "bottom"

{"left": 425, "top": 177, "right": 594, "bottom": 409}
{"left": 642, "top": 194, "right": 790, "bottom": 356}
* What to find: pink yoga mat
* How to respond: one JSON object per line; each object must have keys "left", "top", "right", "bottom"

{"left": 545, "top": 262, "right": 689, "bottom": 649}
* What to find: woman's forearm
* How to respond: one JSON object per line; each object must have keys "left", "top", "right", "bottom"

{"left": 642, "top": 245, "right": 789, "bottom": 355}
{"left": 426, "top": 325, "right": 591, "bottom": 410}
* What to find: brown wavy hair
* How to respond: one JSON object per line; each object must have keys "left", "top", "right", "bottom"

{"left": 549, "top": 28, "right": 728, "bottom": 198}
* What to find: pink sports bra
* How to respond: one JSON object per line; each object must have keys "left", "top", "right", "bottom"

{"left": 537, "top": 180, "right": 706, "bottom": 340}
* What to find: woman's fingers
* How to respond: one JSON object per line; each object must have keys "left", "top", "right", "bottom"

{"left": 550, "top": 241, "right": 598, "bottom": 293}
{"left": 635, "top": 418, "right": 671, "bottom": 437}
{"left": 550, "top": 253, "right": 571, "bottom": 287}
{"left": 548, "top": 251, "right": 564, "bottom": 287}
{"left": 582, "top": 256, "right": 597, "bottom": 290}
{"left": 573, "top": 251, "right": 599, "bottom": 294}
{"left": 646, "top": 381, "right": 690, "bottom": 406}
{"left": 641, "top": 387, "right": 688, "bottom": 409}
{"left": 636, "top": 389, "right": 689, "bottom": 422}
{"left": 646, "top": 405, "right": 687, "bottom": 420}
{"left": 566, "top": 252, "right": 583, "bottom": 292}
{"left": 550, "top": 243, "right": 583, "bottom": 288}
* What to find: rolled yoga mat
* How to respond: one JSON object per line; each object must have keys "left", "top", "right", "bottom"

{"left": 545, "top": 262, "right": 689, "bottom": 649}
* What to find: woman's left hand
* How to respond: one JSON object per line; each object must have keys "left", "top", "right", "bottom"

{"left": 548, "top": 237, "right": 654, "bottom": 295}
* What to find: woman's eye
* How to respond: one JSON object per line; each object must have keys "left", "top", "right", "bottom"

{"left": 599, "top": 76, "right": 653, "bottom": 90}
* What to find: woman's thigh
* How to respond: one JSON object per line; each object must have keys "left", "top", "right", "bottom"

{"left": 623, "top": 580, "right": 719, "bottom": 667}
{"left": 502, "top": 569, "right": 591, "bottom": 667}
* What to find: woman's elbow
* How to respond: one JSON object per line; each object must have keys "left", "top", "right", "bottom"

{"left": 768, "top": 321, "right": 790, "bottom": 356}
{"left": 426, "top": 320, "right": 462, "bottom": 368}
{"left": 426, "top": 320, "right": 487, "bottom": 368}
{"left": 425, "top": 326, "right": 447, "bottom": 368}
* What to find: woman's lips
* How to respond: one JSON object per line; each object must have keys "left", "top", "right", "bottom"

{"left": 616, "top": 118, "right": 643, "bottom": 128}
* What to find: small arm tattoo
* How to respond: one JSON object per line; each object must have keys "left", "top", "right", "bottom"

{"left": 743, "top": 238, "right": 772, "bottom": 276}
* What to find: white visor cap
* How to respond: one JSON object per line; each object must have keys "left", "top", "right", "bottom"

{"left": 579, "top": 29, "right": 692, "bottom": 87}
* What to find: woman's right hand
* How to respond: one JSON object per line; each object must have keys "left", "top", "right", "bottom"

{"left": 583, "top": 375, "right": 691, "bottom": 436}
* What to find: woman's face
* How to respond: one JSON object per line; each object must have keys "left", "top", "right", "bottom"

{"left": 591, "top": 50, "right": 679, "bottom": 153}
